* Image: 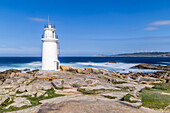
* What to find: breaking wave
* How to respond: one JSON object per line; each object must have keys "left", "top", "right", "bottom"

{"left": 0, "top": 60, "right": 158, "bottom": 73}
{"left": 61, "top": 62, "right": 158, "bottom": 73}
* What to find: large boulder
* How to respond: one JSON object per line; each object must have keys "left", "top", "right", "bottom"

{"left": 51, "top": 79, "right": 64, "bottom": 88}
{"left": 84, "top": 67, "right": 93, "bottom": 73}
{"left": 60, "top": 65, "right": 84, "bottom": 73}
{"left": 85, "top": 67, "right": 108, "bottom": 74}
{"left": 98, "top": 69, "right": 109, "bottom": 74}
{"left": 25, "top": 84, "right": 39, "bottom": 93}
{"left": 131, "top": 63, "right": 170, "bottom": 71}
{"left": 139, "top": 77, "right": 157, "bottom": 82}
{"left": 0, "top": 69, "right": 21, "bottom": 82}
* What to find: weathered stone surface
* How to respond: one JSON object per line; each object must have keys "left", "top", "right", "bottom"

{"left": 139, "top": 77, "right": 157, "bottom": 82}
{"left": 36, "top": 90, "right": 46, "bottom": 97}
{"left": 91, "top": 68, "right": 100, "bottom": 74}
{"left": 55, "top": 88, "right": 80, "bottom": 95}
{"left": 2, "top": 85, "right": 14, "bottom": 89}
{"left": 0, "top": 65, "right": 168, "bottom": 113}
{"left": 110, "top": 71, "right": 117, "bottom": 75}
{"left": 102, "top": 92, "right": 128, "bottom": 100}
{"left": 52, "top": 79, "right": 64, "bottom": 88}
{"left": 72, "top": 82, "right": 82, "bottom": 88}
{"left": 131, "top": 63, "right": 170, "bottom": 71}
{"left": 25, "top": 84, "right": 39, "bottom": 93}
{"left": 0, "top": 95, "right": 9, "bottom": 104}
{"left": 98, "top": 68, "right": 109, "bottom": 73}
{"left": 84, "top": 67, "right": 93, "bottom": 73}
{"left": 130, "top": 96, "right": 141, "bottom": 102}
{"left": 9, "top": 91, "right": 16, "bottom": 96}
{"left": 37, "top": 99, "right": 158, "bottom": 113}
{"left": 16, "top": 92, "right": 36, "bottom": 97}
{"left": 0, "top": 89, "right": 9, "bottom": 95}
{"left": 18, "top": 84, "right": 26, "bottom": 92}
{"left": 17, "top": 78, "right": 26, "bottom": 84}
{"left": 5, "top": 97, "right": 31, "bottom": 109}
{"left": 60, "top": 65, "right": 84, "bottom": 73}
{"left": 84, "top": 67, "right": 108, "bottom": 74}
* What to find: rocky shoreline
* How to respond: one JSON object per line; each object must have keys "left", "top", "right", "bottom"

{"left": 0, "top": 64, "right": 170, "bottom": 113}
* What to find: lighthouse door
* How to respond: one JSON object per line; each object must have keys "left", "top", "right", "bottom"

{"left": 56, "top": 61, "right": 59, "bottom": 70}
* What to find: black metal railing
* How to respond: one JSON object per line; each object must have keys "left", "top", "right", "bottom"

{"left": 44, "top": 24, "right": 55, "bottom": 28}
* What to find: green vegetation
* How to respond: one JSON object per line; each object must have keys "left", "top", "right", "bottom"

{"left": 55, "top": 87, "right": 64, "bottom": 90}
{"left": 79, "top": 72, "right": 86, "bottom": 74}
{"left": 0, "top": 88, "right": 64, "bottom": 112}
{"left": 77, "top": 88, "right": 121, "bottom": 95}
{"left": 112, "top": 81, "right": 127, "bottom": 84}
{"left": 16, "top": 90, "right": 24, "bottom": 94}
{"left": 0, "top": 97, "right": 14, "bottom": 109}
{"left": 115, "top": 86, "right": 129, "bottom": 92}
{"left": 120, "top": 94, "right": 139, "bottom": 103}
{"left": 140, "top": 83, "right": 170, "bottom": 109}
{"left": 151, "top": 83, "right": 170, "bottom": 93}
{"left": 117, "top": 52, "right": 170, "bottom": 55}
{"left": 103, "top": 95, "right": 117, "bottom": 99}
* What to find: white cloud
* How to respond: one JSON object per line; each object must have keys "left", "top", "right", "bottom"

{"left": 26, "top": 17, "right": 48, "bottom": 22}
{"left": 145, "top": 27, "right": 158, "bottom": 31}
{"left": 150, "top": 20, "right": 170, "bottom": 26}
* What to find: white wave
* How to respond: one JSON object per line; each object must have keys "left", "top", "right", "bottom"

{"left": 0, "top": 61, "right": 42, "bottom": 72}
{"left": 61, "top": 62, "right": 158, "bottom": 73}
{"left": 159, "top": 62, "right": 170, "bottom": 65}
{"left": 0, "top": 61, "right": 159, "bottom": 73}
{"left": 76, "top": 62, "right": 136, "bottom": 69}
{"left": 27, "top": 61, "right": 42, "bottom": 66}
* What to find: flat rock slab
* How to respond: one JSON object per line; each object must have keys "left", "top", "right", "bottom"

{"left": 101, "top": 92, "right": 128, "bottom": 99}
{"left": 55, "top": 88, "right": 81, "bottom": 95}
{"left": 80, "top": 85, "right": 120, "bottom": 91}
{"left": 37, "top": 99, "right": 160, "bottom": 113}
{"left": 7, "top": 95, "right": 163, "bottom": 113}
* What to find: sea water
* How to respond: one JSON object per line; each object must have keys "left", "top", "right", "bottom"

{"left": 0, "top": 57, "right": 170, "bottom": 73}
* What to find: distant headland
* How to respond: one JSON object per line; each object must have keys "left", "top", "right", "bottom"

{"left": 95, "top": 52, "right": 170, "bottom": 57}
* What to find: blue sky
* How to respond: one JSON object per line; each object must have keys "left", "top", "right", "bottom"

{"left": 1, "top": 0, "right": 170, "bottom": 56}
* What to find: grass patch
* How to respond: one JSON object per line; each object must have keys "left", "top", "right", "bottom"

{"left": 16, "top": 90, "right": 24, "bottom": 94}
{"left": 112, "top": 81, "right": 127, "bottom": 84}
{"left": 140, "top": 84, "right": 170, "bottom": 109}
{"left": 79, "top": 72, "right": 86, "bottom": 74}
{"left": 115, "top": 86, "right": 129, "bottom": 92}
{"left": 151, "top": 83, "right": 170, "bottom": 93}
{"left": 0, "top": 88, "right": 64, "bottom": 112}
{"left": 120, "top": 94, "right": 139, "bottom": 103}
{"left": 55, "top": 87, "right": 64, "bottom": 90}
{"left": 0, "top": 97, "right": 14, "bottom": 107}
{"left": 103, "top": 95, "right": 117, "bottom": 99}
{"left": 77, "top": 88, "right": 120, "bottom": 95}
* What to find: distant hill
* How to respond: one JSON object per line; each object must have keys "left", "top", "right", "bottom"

{"left": 96, "top": 52, "right": 170, "bottom": 57}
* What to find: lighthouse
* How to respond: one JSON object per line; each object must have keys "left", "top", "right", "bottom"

{"left": 41, "top": 21, "right": 60, "bottom": 71}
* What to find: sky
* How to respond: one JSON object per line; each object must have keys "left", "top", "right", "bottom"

{"left": 1, "top": 0, "right": 170, "bottom": 56}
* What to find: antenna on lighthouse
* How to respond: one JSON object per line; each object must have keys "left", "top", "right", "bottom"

{"left": 48, "top": 15, "right": 49, "bottom": 25}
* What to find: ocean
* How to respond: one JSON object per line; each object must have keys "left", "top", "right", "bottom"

{"left": 0, "top": 57, "right": 170, "bottom": 73}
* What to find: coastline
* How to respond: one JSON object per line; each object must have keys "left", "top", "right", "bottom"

{"left": 0, "top": 64, "right": 170, "bottom": 112}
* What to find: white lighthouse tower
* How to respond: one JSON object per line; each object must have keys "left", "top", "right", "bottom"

{"left": 41, "top": 20, "right": 60, "bottom": 71}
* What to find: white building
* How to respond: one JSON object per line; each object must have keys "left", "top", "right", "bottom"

{"left": 41, "top": 24, "right": 60, "bottom": 71}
